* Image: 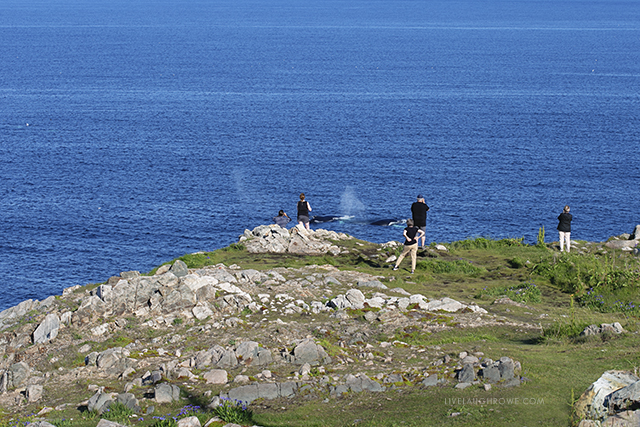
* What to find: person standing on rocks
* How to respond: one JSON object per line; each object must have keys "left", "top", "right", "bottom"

{"left": 273, "top": 210, "right": 291, "bottom": 228}
{"left": 393, "top": 218, "right": 425, "bottom": 274}
{"left": 557, "top": 205, "right": 572, "bottom": 252}
{"left": 297, "top": 193, "right": 312, "bottom": 230}
{"left": 411, "top": 195, "right": 429, "bottom": 248}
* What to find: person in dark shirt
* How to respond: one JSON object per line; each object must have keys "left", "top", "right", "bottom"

{"left": 557, "top": 205, "right": 572, "bottom": 252}
{"left": 411, "top": 195, "right": 430, "bottom": 248}
{"left": 297, "top": 193, "right": 312, "bottom": 230}
{"left": 393, "top": 219, "right": 425, "bottom": 274}
{"left": 273, "top": 210, "right": 291, "bottom": 228}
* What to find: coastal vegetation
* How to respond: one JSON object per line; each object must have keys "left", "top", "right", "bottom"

{"left": 0, "top": 233, "right": 639, "bottom": 427}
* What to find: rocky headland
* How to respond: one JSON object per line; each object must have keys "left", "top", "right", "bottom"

{"left": 1, "top": 223, "right": 639, "bottom": 427}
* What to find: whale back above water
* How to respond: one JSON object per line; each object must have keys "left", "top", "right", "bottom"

{"left": 370, "top": 218, "right": 404, "bottom": 226}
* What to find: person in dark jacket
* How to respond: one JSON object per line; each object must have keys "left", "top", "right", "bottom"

{"left": 297, "top": 193, "right": 312, "bottom": 230}
{"left": 273, "top": 210, "right": 291, "bottom": 228}
{"left": 411, "top": 195, "right": 429, "bottom": 248}
{"left": 557, "top": 205, "right": 572, "bottom": 252}
{"left": 393, "top": 219, "right": 425, "bottom": 274}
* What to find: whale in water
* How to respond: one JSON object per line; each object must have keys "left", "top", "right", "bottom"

{"left": 370, "top": 218, "right": 404, "bottom": 226}
{"left": 310, "top": 215, "right": 348, "bottom": 224}
{"left": 309, "top": 216, "right": 403, "bottom": 226}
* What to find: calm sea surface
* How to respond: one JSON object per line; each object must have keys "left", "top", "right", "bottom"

{"left": 1, "top": 0, "right": 639, "bottom": 311}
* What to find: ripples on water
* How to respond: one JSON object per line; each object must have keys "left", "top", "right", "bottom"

{"left": 0, "top": 0, "right": 639, "bottom": 310}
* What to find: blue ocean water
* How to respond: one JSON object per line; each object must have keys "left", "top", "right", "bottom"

{"left": 1, "top": 0, "right": 639, "bottom": 311}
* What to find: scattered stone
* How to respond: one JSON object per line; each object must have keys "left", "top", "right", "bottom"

{"left": 87, "top": 391, "right": 113, "bottom": 414}
{"left": 457, "top": 365, "right": 476, "bottom": 383}
{"left": 357, "top": 280, "right": 388, "bottom": 290}
{"left": 26, "top": 384, "right": 44, "bottom": 402}
{"left": 28, "top": 423, "right": 57, "bottom": 427}
{"left": 284, "top": 339, "right": 332, "bottom": 365}
{"left": 116, "top": 393, "right": 141, "bottom": 412}
{"left": 155, "top": 384, "right": 181, "bottom": 403}
{"left": 96, "top": 420, "right": 127, "bottom": 427}
{"left": 422, "top": 375, "right": 438, "bottom": 387}
{"left": 170, "top": 260, "right": 189, "bottom": 278}
{"left": 176, "top": 416, "right": 201, "bottom": 427}
{"left": 605, "top": 240, "right": 637, "bottom": 250}
{"left": 581, "top": 322, "right": 625, "bottom": 337}
{"left": 32, "top": 314, "right": 60, "bottom": 344}
{"left": 9, "top": 362, "right": 30, "bottom": 388}
{"left": 203, "top": 370, "right": 228, "bottom": 385}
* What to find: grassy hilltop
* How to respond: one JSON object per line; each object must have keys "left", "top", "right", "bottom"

{"left": 1, "top": 233, "right": 639, "bottom": 427}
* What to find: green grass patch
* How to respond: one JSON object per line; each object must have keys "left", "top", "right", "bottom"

{"left": 416, "top": 259, "right": 486, "bottom": 276}
{"left": 101, "top": 402, "right": 134, "bottom": 423}
{"left": 477, "top": 281, "right": 542, "bottom": 304}
{"left": 448, "top": 236, "right": 525, "bottom": 250}
{"left": 530, "top": 252, "right": 640, "bottom": 294}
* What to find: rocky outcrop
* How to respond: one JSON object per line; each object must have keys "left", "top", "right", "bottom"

{"left": 576, "top": 370, "right": 640, "bottom": 423}
{"left": 0, "top": 233, "right": 549, "bottom": 427}
{"left": 580, "top": 322, "right": 625, "bottom": 337}
{"left": 282, "top": 338, "right": 332, "bottom": 366}
{"left": 239, "top": 224, "right": 348, "bottom": 255}
{"left": 606, "top": 225, "right": 640, "bottom": 250}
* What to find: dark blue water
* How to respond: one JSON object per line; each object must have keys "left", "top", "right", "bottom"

{"left": 1, "top": 0, "right": 639, "bottom": 311}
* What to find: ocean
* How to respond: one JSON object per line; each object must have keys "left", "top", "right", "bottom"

{"left": 1, "top": 0, "right": 639, "bottom": 311}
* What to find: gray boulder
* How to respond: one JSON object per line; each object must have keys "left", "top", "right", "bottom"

{"left": 226, "top": 384, "right": 259, "bottom": 404}
{"left": 279, "top": 381, "right": 298, "bottom": 398}
{"left": 26, "top": 423, "right": 57, "bottom": 427}
{"left": 457, "top": 364, "right": 476, "bottom": 383}
{"left": 345, "top": 289, "right": 366, "bottom": 309}
{"left": 216, "top": 349, "right": 239, "bottom": 369}
{"left": 575, "top": 370, "right": 640, "bottom": 420}
{"left": 170, "top": 260, "right": 189, "bottom": 278}
{"left": 601, "top": 322, "right": 625, "bottom": 334}
{"left": 0, "top": 372, "right": 8, "bottom": 393}
{"left": 160, "top": 284, "right": 196, "bottom": 313}
{"left": 581, "top": 324, "right": 602, "bottom": 336}
{"left": 346, "top": 374, "right": 384, "bottom": 392}
{"left": 0, "top": 300, "right": 38, "bottom": 323}
{"left": 422, "top": 375, "right": 438, "bottom": 387}
{"left": 605, "top": 240, "right": 637, "bottom": 250}
{"left": 606, "top": 380, "right": 640, "bottom": 412}
{"left": 203, "top": 369, "right": 228, "bottom": 385}
{"left": 86, "top": 352, "right": 99, "bottom": 366}
{"left": 97, "top": 348, "right": 121, "bottom": 370}
{"left": 120, "top": 270, "right": 140, "bottom": 280}
{"left": 87, "top": 391, "right": 113, "bottom": 414}
{"left": 425, "top": 297, "right": 464, "bottom": 313}
{"left": 8, "top": 362, "right": 30, "bottom": 388}
{"left": 479, "top": 365, "right": 501, "bottom": 383}
{"left": 286, "top": 339, "right": 332, "bottom": 365}
{"left": 288, "top": 233, "right": 332, "bottom": 256}
{"left": 96, "top": 420, "right": 127, "bottom": 427}
{"left": 235, "top": 341, "right": 272, "bottom": 366}
{"left": 33, "top": 313, "right": 60, "bottom": 344}
{"left": 327, "top": 295, "right": 350, "bottom": 310}
{"left": 26, "top": 384, "right": 43, "bottom": 402}
{"left": 498, "top": 357, "right": 515, "bottom": 380}
{"left": 357, "top": 280, "right": 388, "bottom": 290}
{"left": 256, "top": 383, "right": 280, "bottom": 400}
{"left": 176, "top": 417, "right": 201, "bottom": 427}
{"left": 116, "top": 393, "right": 141, "bottom": 412}
{"left": 155, "top": 383, "right": 181, "bottom": 403}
